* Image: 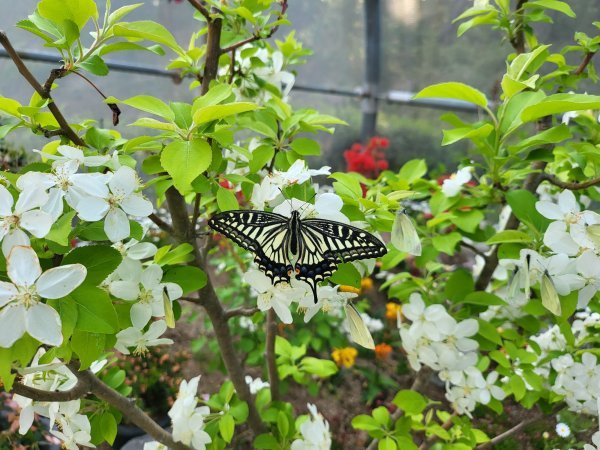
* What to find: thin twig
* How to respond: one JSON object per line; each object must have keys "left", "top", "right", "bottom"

{"left": 510, "top": 0, "right": 528, "bottom": 54}
{"left": 224, "top": 306, "right": 260, "bottom": 319}
{"left": 573, "top": 51, "right": 596, "bottom": 76}
{"left": 11, "top": 379, "right": 89, "bottom": 402}
{"left": 71, "top": 70, "right": 121, "bottom": 126}
{"left": 0, "top": 31, "right": 85, "bottom": 146}
{"left": 43, "top": 68, "right": 67, "bottom": 96}
{"left": 187, "top": 0, "right": 212, "bottom": 22}
{"left": 540, "top": 173, "right": 600, "bottom": 190}
{"left": 220, "top": 0, "right": 288, "bottom": 54}
{"left": 148, "top": 213, "right": 174, "bottom": 234}
{"left": 228, "top": 49, "right": 237, "bottom": 84}
{"left": 265, "top": 309, "right": 280, "bottom": 402}
{"left": 67, "top": 363, "right": 191, "bottom": 450}
{"left": 460, "top": 241, "right": 489, "bottom": 259}
{"left": 191, "top": 194, "right": 201, "bottom": 232}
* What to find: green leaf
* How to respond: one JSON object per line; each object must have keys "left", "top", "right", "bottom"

{"left": 193, "top": 102, "right": 259, "bottom": 125}
{"left": 253, "top": 434, "right": 280, "bottom": 449}
{"left": 521, "top": 94, "right": 600, "bottom": 122}
{"left": 63, "top": 245, "right": 122, "bottom": 285}
{"left": 170, "top": 102, "right": 193, "bottom": 130}
{"left": 451, "top": 209, "right": 484, "bottom": 233}
{"left": 70, "top": 285, "right": 119, "bottom": 334}
{"left": 249, "top": 145, "right": 275, "bottom": 173}
{"left": 392, "top": 390, "right": 427, "bottom": 415}
{"left": 398, "top": 159, "right": 427, "bottom": 184}
{"left": 442, "top": 123, "right": 494, "bottom": 145}
{"left": 71, "top": 330, "right": 106, "bottom": 369}
{"left": 276, "top": 411, "right": 289, "bottom": 438}
{"left": 100, "top": 413, "right": 118, "bottom": 445}
{"left": 216, "top": 186, "right": 239, "bottom": 211}
{"left": 38, "top": 0, "right": 98, "bottom": 30}
{"left": 524, "top": 0, "right": 575, "bottom": 17}
{"left": 477, "top": 319, "right": 502, "bottom": 345}
{"left": 432, "top": 232, "right": 462, "bottom": 255}
{"left": 508, "top": 125, "right": 571, "bottom": 153}
{"left": 330, "top": 262, "right": 361, "bottom": 288}
{"left": 486, "top": 230, "right": 533, "bottom": 244}
{"left": 379, "top": 437, "right": 397, "bottom": 450}
{"left": 414, "top": 82, "right": 488, "bottom": 107}
{"left": 47, "top": 296, "right": 78, "bottom": 339}
{"left": 499, "top": 91, "right": 546, "bottom": 136}
{"left": 110, "top": 95, "right": 174, "bottom": 121}
{"left": 219, "top": 414, "right": 235, "bottom": 443}
{"left": 352, "top": 415, "right": 381, "bottom": 431}
{"left": 372, "top": 406, "right": 390, "bottom": 426}
{"left": 506, "top": 190, "right": 550, "bottom": 232}
{"left": 45, "top": 211, "right": 75, "bottom": 246}
{"left": 77, "top": 55, "right": 109, "bottom": 76}
{"left": 300, "top": 357, "right": 338, "bottom": 377}
{"left": 463, "top": 292, "right": 507, "bottom": 306}
{"left": 0, "top": 97, "right": 22, "bottom": 117}
{"left": 509, "top": 374, "right": 526, "bottom": 401}
{"left": 192, "top": 84, "right": 233, "bottom": 113}
{"left": 290, "top": 138, "right": 320, "bottom": 156}
{"left": 445, "top": 269, "right": 474, "bottom": 301}
{"left": 161, "top": 138, "right": 212, "bottom": 195}
{"left": 107, "top": 3, "right": 143, "bottom": 25}
{"left": 113, "top": 21, "right": 184, "bottom": 56}
{"left": 130, "top": 117, "right": 176, "bottom": 131}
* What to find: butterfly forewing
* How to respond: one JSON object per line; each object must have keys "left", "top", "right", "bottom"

{"left": 208, "top": 211, "right": 293, "bottom": 284}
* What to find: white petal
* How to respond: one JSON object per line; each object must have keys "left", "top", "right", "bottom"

{"left": 0, "top": 304, "right": 26, "bottom": 347}
{"left": 315, "top": 193, "right": 343, "bottom": 213}
{"left": 36, "top": 264, "right": 87, "bottom": 299}
{"left": 16, "top": 172, "right": 56, "bottom": 192}
{"left": 2, "top": 229, "right": 30, "bottom": 258}
{"left": 57, "top": 145, "right": 84, "bottom": 162}
{"left": 109, "top": 166, "right": 137, "bottom": 196}
{"left": 121, "top": 194, "right": 153, "bottom": 217}
{"left": 7, "top": 246, "right": 41, "bottom": 287}
{"left": 105, "top": 208, "right": 130, "bottom": 242}
{"left": 70, "top": 173, "right": 110, "bottom": 198}
{"left": 0, "top": 281, "right": 17, "bottom": 308}
{"left": 0, "top": 184, "right": 14, "bottom": 216}
{"left": 243, "top": 269, "right": 272, "bottom": 293}
{"left": 131, "top": 302, "right": 152, "bottom": 329}
{"left": 127, "top": 242, "right": 157, "bottom": 260}
{"left": 145, "top": 319, "right": 167, "bottom": 339}
{"left": 272, "top": 299, "right": 293, "bottom": 324}
{"left": 43, "top": 188, "right": 65, "bottom": 221}
{"left": 74, "top": 196, "right": 109, "bottom": 221}
{"left": 109, "top": 280, "right": 140, "bottom": 301}
{"left": 15, "top": 188, "right": 48, "bottom": 213}
{"left": 26, "top": 303, "right": 63, "bottom": 346}
{"left": 141, "top": 264, "right": 162, "bottom": 290}
{"left": 557, "top": 189, "right": 579, "bottom": 214}
{"left": 163, "top": 282, "right": 183, "bottom": 300}
{"left": 83, "top": 155, "right": 111, "bottom": 167}
{"left": 535, "top": 201, "right": 564, "bottom": 220}
{"left": 20, "top": 210, "right": 53, "bottom": 238}
{"left": 18, "top": 405, "right": 35, "bottom": 434}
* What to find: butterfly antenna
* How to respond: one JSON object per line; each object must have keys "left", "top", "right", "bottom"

{"left": 278, "top": 187, "right": 294, "bottom": 211}
{"left": 298, "top": 191, "right": 318, "bottom": 216}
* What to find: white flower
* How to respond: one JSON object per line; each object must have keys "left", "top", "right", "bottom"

{"left": 16, "top": 160, "right": 110, "bottom": 221}
{"left": 273, "top": 193, "right": 348, "bottom": 223}
{"left": 0, "top": 246, "right": 86, "bottom": 347}
{"left": 477, "top": 371, "right": 506, "bottom": 404}
{"left": 360, "top": 313, "right": 384, "bottom": 333}
{"left": 114, "top": 320, "right": 173, "bottom": 355}
{"left": 243, "top": 268, "right": 308, "bottom": 324}
{"left": 575, "top": 251, "right": 600, "bottom": 308}
{"left": 109, "top": 263, "right": 183, "bottom": 328}
{"left": 441, "top": 166, "right": 472, "bottom": 197}
{"left": 169, "top": 376, "right": 212, "bottom": 450}
{"left": 239, "top": 316, "right": 257, "bottom": 332}
{"left": 299, "top": 285, "right": 356, "bottom": 322}
{"left": 562, "top": 111, "right": 579, "bottom": 125}
{"left": 49, "top": 400, "right": 94, "bottom": 450}
{"left": 250, "top": 177, "right": 280, "bottom": 210}
{"left": 402, "top": 293, "right": 454, "bottom": 341}
{"left": 144, "top": 442, "right": 168, "bottom": 450}
{"left": 36, "top": 144, "right": 110, "bottom": 167}
{"left": 556, "top": 422, "right": 571, "bottom": 437}
{"left": 584, "top": 431, "right": 600, "bottom": 450}
{"left": 245, "top": 375, "right": 270, "bottom": 394}
{"left": 0, "top": 185, "right": 54, "bottom": 256}
{"left": 291, "top": 403, "right": 332, "bottom": 450}
{"left": 75, "top": 166, "right": 153, "bottom": 242}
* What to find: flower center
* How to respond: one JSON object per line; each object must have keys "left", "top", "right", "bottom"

{"left": 15, "top": 285, "right": 39, "bottom": 308}
{"left": 133, "top": 341, "right": 148, "bottom": 356}
{"left": 107, "top": 193, "right": 124, "bottom": 210}
{"left": 139, "top": 288, "right": 153, "bottom": 304}
{"left": 53, "top": 171, "right": 72, "bottom": 191}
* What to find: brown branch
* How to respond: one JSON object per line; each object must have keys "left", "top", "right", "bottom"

{"left": 191, "top": 194, "right": 201, "bottom": 232}
{"left": 35, "top": 126, "right": 66, "bottom": 138}
{"left": 0, "top": 32, "right": 85, "bottom": 146}
{"left": 43, "top": 68, "right": 67, "bottom": 96}
{"left": 187, "top": 0, "right": 212, "bottom": 22}
{"left": 11, "top": 379, "right": 89, "bottom": 402}
{"left": 460, "top": 241, "right": 489, "bottom": 260}
{"left": 220, "top": 0, "right": 288, "bottom": 54}
{"left": 71, "top": 70, "right": 121, "bottom": 126}
{"left": 265, "top": 309, "right": 280, "bottom": 402}
{"left": 540, "top": 173, "right": 600, "bottom": 190}
{"left": 574, "top": 51, "right": 596, "bottom": 76}
{"left": 148, "top": 213, "right": 174, "bottom": 234}
{"left": 67, "top": 363, "right": 191, "bottom": 450}
{"left": 224, "top": 306, "right": 259, "bottom": 319}
{"left": 510, "top": 0, "right": 528, "bottom": 54}
{"left": 228, "top": 49, "right": 237, "bottom": 84}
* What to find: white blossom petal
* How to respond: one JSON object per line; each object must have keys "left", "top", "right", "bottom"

{"left": 7, "top": 246, "right": 41, "bottom": 287}
{"left": 121, "top": 194, "right": 153, "bottom": 217}
{"left": 20, "top": 210, "right": 54, "bottom": 238}
{"left": 105, "top": 208, "right": 130, "bottom": 242}
{"left": 26, "top": 303, "right": 63, "bottom": 346}
{"left": 36, "top": 264, "right": 87, "bottom": 299}
{"left": 0, "top": 304, "right": 26, "bottom": 347}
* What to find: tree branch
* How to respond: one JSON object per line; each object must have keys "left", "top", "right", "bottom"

{"left": 265, "top": 309, "right": 280, "bottom": 402}
{"left": 67, "top": 363, "right": 191, "bottom": 450}
{"left": 224, "top": 306, "right": 260, "bottom": 319}
{"left": 540, "top": 173, "right": 600, "bottom": 190}
{"left": 71, "top": 70, "right": 121, "bottom": 126}
{"left": 220, "top": 0, "right": 288, "bottom": 54}
{"left": 510, "top": 0, "right": 528, "bottom": 54}
{"left": 0, "top": 31, "right": 85, "bottom": 146}
{"left": 11, "top": 379, "right": 89, "bottom": 402}
{"left": 149, "top": 212, "right": 174, "bottom": 234}
{"left": 187, "top": 0, "right": 212, "bottom": 22}
{"left": 574, "top": 51, "right": 596, "bottom": 76}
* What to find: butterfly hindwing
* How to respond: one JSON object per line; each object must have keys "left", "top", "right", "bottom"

{"left": 208, "top": 210, "right": 292, "bottom": 284}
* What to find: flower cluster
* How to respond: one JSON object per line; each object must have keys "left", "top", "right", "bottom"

{"left": 343, "top": 136, "right": 389, "bottom": 179}
{"left": 399, "top": 293, "right": 505, "bottom": 416}
{"left": 551, "top": 352, "right": 600, "bottom": 415}
{"left": 168, "top": 376, "right": 212, "bottom": 449}
{"left": 291, "top": 403, "right": 332, "bottom": 450}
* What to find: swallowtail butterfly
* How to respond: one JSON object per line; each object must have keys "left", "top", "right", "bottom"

{"left": 208, "top": 209, "right": 387, "bottom": 303}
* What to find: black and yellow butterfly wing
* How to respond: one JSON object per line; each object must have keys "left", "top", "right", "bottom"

{"left": 295, "top": 219, "right": 387, "bottom": 302}
{"left": 208, "top": 211, "right": 293, "bottom": 285}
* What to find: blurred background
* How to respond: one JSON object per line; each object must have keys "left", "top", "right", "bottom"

{"left": 0, "top": 0, "right": 599, "bottom": 172}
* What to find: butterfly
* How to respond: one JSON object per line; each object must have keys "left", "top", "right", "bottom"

{"left": 208, "top": 209, "right": 387, "bottom": 303}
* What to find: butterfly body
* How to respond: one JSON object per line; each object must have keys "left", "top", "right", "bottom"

{"left": 208, "top": 209, "right": 387, "bottom": 303}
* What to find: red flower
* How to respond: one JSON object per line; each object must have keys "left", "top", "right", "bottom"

{"left": 344, "top": 136, "right": 390, "bottom": 179}
{"left": 219, "top": 179, "right": 233, "bottom": 189}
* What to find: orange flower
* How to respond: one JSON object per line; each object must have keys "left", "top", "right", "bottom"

{"left": 374, "top": 343, "right": 392, "bottom": 360}
{"left": 361, "top": 277, "right": 374, "bottom": 291}
{"left": 339, "top": 285, "right": 361, "bottom": 295}
{"left": 332, "top": 347, "right": 358, "bottom": 368}
{"left": 386, "top": 302, "right": 402, "bottom": 321}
